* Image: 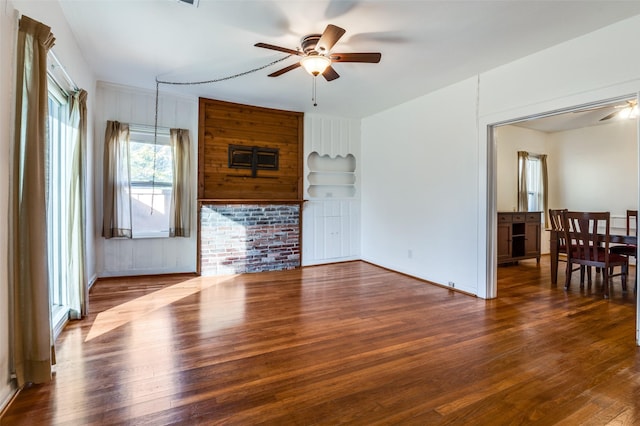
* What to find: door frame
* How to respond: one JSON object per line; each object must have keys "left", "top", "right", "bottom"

{"left": 484, "top": 92, "right": 640, "bottom": 343}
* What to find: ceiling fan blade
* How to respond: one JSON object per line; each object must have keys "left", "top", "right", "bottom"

{"left": 322, "top": 65, "right": 340, "bottom": 81}
{"left": 330, "top": 52, "right": 382, "bottom": 63}
{"left": 316, "top": 24, "right": 346, "bottom": 53}
{"left": 600, "top": 111, "right": 619, "bottom": 121}
{"left": 255, "top": 42, "right": 302, "bottom": 56}
{"left": 268, "top": 62, "right": 301, "bottom": 77}
{"left": 575, "top": 100, "right": 635, "bottom": 113}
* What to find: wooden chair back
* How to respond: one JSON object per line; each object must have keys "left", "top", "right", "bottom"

{"left": 564, "top": 211, "right": 610, "bottom": 264}
{"left": 549, "top": 209, "right": 568, "bottom": 252}
{"left": 563, "top": 211, "right": 629, "bottom": 298}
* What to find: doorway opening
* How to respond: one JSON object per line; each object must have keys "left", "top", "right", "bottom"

{"left": 487, "top": 94, "right": 640, "bottom": 303}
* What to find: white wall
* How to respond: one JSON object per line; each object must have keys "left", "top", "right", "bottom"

{"left": 1, "top": 0, "right": 96, "bottom": 411}
{"left": 363, "top": 14, "right": 640, "bottom": 298}
{"left": 548, "top": 120, "right": 637, "bottom": 214}
{"left": 362, "top": 77, "right": 480, "bottom": 295}
{"left": 95, "top": 82, "right": 198, "bottom": 276}
{"left": 0, "top": 0, "right": 17, "bottom": 412}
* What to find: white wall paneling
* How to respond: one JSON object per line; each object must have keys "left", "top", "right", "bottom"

{"left": 95, "top": 82, "right": 198, "bottom": 276}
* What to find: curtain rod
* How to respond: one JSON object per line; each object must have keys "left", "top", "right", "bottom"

{"left": 129, "top": 123, "right": 171, "bottom": 134}
{"left": 49, "top": 50, "right": 79, "bottom": 92}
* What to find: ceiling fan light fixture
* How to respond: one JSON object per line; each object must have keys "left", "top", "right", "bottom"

{"left": 300, "top": 55, "right": 331, "bottom": 77}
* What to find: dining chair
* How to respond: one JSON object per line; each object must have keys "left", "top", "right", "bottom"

{"left": 610, "top": 209, "right": 637, "bottom": 290}
{"left": 610, "top": 210, "right": 637, "bottom": 257}
{"left": 563, "top": 211, "right": 628, "bottom": 299}
{"left": 549, "top": 208, "right": 569, "bottom": 281}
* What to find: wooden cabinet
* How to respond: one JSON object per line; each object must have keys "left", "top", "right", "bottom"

{"left": 497, "top": 211, "right": 541, "bottom": 265}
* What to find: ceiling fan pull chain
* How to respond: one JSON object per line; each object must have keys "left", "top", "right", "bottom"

{"left": 150, "top": 81, "right": 160, "bottom": 216}
{"left": 312, "top": 77, "right": 318, "bottom": 107}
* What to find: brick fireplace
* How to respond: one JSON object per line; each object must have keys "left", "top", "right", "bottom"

{"left": 199, "top": 203, "right": 300, "bottom": 275}
{"left": 197, "top": 98, "right": 303, "bottom": 276}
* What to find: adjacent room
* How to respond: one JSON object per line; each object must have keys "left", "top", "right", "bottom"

{"left": 2, "top": 0, "right": 640, "bottom": 423}
{"left": 495, "top": 98, "right": 639, "bottom": 294}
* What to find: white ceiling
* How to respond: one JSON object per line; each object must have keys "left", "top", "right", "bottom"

{"left": 57, "top": 0, "right": 640, "bottom": 119}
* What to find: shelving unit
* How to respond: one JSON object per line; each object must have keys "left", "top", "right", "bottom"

{"left": 307, "top": 152, "right": 356, "bottom": 198}
{"left": 302, "top": 115, "right": 361, "bottom": 266}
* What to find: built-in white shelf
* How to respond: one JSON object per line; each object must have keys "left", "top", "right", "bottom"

{"left": 307, "top": 152, "right": 356, "bottom": 198}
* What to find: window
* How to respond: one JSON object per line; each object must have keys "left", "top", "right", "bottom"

{"left": 517, "top": 151, "right": 547, "bottom": 222}
{"left": 525, "top": 156, "right": 542, "bottom": 211}
{"left": 47, "top": 78, "right": 71, "bottom": 329}
{"left": 128, "top": 125, "right": 173, "bottom": 238}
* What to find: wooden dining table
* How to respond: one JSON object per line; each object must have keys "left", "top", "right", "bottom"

{"left": 548, "top": 229, "right": 637, "bottom": 284}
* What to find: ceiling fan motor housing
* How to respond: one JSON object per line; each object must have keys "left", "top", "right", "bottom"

{"left": 301, "top": 34, "right": 323, "bottom": 54}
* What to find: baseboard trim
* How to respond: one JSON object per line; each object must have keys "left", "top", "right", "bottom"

{"left": 0, "top": 386, "right": 20, "bottom": 421}
{"left": 360, "top": 259, "right": 477, "bottom": 298}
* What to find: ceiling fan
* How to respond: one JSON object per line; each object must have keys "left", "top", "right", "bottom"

{"left": 576, "top": 99, "right": 639, "bottom": 121}
{"left": 254, "top": 24, "right": 382, "bottom": 81}
{"left": 598, "top": 100, "right": 638, "bottom": 121}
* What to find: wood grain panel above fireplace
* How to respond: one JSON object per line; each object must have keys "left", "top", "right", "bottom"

{"left": 198, "top": 98, "right": 303, "bottom": 201}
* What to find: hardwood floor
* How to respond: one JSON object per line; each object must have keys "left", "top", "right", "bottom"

{"left": 2, "top": 257, "right": 639, "bottom": 425}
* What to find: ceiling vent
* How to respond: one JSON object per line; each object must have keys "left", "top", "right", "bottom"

{"left": 176, "top": 0, "right": 199, "bottom": 7}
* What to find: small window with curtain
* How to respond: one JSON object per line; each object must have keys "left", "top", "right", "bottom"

{"left": 128, "top": 125, "right": 173, "bottom": 238}
{"left": 517, "top": 151, "right": 548, "bottom": 226}
{"left": 525, "top": 156, "right": 542, "bottom": 211}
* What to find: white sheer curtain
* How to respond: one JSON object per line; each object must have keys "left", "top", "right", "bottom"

{"left": 10, "top": 14, "right": 55, "bottom": 386}
{"left": 102, "top": 120, "right": 132, "bottom": 238}
{"left": 169, "top": 128, "right": 192, "bottom": 237}
{"left": 67, "top": 89, "right": 88, "bottom": 318}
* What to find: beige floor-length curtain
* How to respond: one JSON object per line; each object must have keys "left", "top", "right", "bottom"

{"left": 68, "top": 89, "right": 88, "bottom": 318}
{"left": 540, "top": 154, "right": 549, "bottom": 228}
{"left": 10, "top": 15, "right": 56, "bottom": 386}
{"left": 169, "top": 128, "right": 192, "bottom": 237}
{"left": 517, "top": 151, "right": 529, "bottom": 212}
{"left": 102, "top": 120, "right": 132, "bottom": 238}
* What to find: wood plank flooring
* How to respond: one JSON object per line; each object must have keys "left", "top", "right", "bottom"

{"left": 2, "top": 258, "right": 639, "bottom": 425}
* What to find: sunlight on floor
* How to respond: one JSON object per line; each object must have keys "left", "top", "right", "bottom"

{"left": 85, "top": 274, "right": 239, "bottom": 342}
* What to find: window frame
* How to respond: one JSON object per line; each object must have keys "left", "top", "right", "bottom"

{"left": 47, "top": 75, "right": 71, "bottom": 334}
{"left": 128, "top": 124, "right": 173, "bottom": 239}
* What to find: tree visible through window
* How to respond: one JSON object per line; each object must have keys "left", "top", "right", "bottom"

{"left": 129, "top": 126, "right": 173, "bottom": 238}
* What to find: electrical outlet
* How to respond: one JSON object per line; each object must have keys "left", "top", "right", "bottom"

{"left": 408, "top": 249, "right": 413, "bottom": 259}
{"left": 448, "top": 281, "right": 455, "bottom": 288}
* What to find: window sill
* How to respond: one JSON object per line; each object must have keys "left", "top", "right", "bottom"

{"left": 132, "top": 233, "right": 170, "bottom": 239}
